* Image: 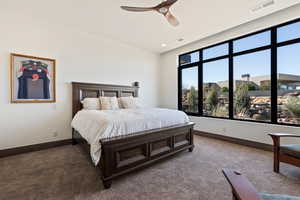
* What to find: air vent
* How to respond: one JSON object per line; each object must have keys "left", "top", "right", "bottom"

{"left": 251, "top": 0, "right": 275, "bottom": 12}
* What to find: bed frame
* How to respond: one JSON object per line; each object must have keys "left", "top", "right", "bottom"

{"left": 72, "top": 82, "right": 195, "bottom": 189}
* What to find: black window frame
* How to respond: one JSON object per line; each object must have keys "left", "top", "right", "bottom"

{"left": 178, "top": 17, "right": 300, "bottom": 127}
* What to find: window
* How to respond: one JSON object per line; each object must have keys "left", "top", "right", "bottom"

{"left": 181, "top": 67, "right": 198, "bottom": 113}
{"left": 233, "top": 50, "right": 271, "bottom": 122}
{"left": 277, "top": 43, "right": 300, "bottom": 124}
{"left": 203, "top": 59, "right": 229, "bottom": 117}
{"left": 179, "top": 52, "right": 199, "bottom": 66}
{"left": 203, "top": 43, "right": 228, "bottom": 60}
{"left": 233, "top": 31, "right": 270, "bottom": 53}
{"left": 277, "top": 21, "right": 300, "bottom": 43}
{"left": 178, "top": 18, "right": 300, "bottom": 126}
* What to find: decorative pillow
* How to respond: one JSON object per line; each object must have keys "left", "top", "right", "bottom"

{"left": 99, "top": 97, "right": 119, "bottom": 110}
{"left": 120, "top": 96, "right": 144, "bottom": 109}
{"left": 81, "top": 98, "right": 100, "bottom": 110}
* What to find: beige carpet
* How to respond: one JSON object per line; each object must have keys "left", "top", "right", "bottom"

{"left": 1, "top": 135, "right": 300, "bottom": 200}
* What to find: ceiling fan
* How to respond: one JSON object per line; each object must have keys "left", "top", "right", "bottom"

{"left": 120, "top": 0, "right": 179, "bottom": 27}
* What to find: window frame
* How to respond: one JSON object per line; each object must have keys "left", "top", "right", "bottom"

{"left": 178, "top": 17, "right": 300, "bottom": 127}
{"left": 202, "top": 57, "right": 230, "bottom": 118}
{"left": 179, "top": 65, "right": 200, "bottom": 114}
{"left": 232, "top": 48, "right": 272, "bottom": 122}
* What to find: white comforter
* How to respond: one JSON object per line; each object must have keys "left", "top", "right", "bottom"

{"left": 71, "top": 108, "right": 190, "bottom": 165}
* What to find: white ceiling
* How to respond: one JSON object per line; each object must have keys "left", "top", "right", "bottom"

{"left": 1, "top": 0, "right": 300, "bottom": 53}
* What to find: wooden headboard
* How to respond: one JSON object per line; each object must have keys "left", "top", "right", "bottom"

{"left": 72, "top": 82, "right": 139, "bottom": 117}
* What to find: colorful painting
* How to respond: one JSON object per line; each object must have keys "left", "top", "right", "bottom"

{"left": 10, "top": 53, "right": 56, "bottom": 103}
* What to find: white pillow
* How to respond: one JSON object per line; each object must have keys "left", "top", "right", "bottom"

{"left": 99, "top": 96, "right": 119, "bottom": 110}
{"left": 81, "top": 98, "right": 100, "bottom": 110}
{"left": 120, "top": 96, "right": 144, "bottom": 109}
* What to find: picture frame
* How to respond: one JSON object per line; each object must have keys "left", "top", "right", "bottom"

{"left": 10, "top": 53, "right": 56, "bottom": 103}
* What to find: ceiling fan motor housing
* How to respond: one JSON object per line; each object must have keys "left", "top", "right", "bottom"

{"left": 120, "top": 0, "right": 179, "bottom": 26}
{"left": 158, "top": 7, "right": 169, "bottom": 14}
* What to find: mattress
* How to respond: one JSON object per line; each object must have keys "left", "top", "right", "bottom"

{"left": 71, "top": 108, "right": 190, "bottom": 165}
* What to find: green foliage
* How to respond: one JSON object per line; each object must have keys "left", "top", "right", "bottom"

{"left": 246, "top": 83, "right": 256, "bottom": 91}
{"left": 221, "top": 87, "right": 229, "bottom": 93}
{"left": 187, "top": 86, "right": 198, "bottom": 112}
{"left": 212, "top": 105, "right": 228, "bottom": 117}
{"left": 285, "top": 97, "right": 300, "bottom": 119}
{"left": 205, "top": 86, "right": 218, "bottom": 110}
{"left": 260, "top": 84, "right": 271, "bottom": 91}
{"left": 235, "top": 84, "right": 250, "bottom": 115}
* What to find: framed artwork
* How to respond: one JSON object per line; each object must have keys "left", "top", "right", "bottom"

{"left": 10, "top": 53, "right": 56, "bottom": 103}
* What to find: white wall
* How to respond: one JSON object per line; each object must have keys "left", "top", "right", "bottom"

{"left": 159, "top": 4, "right": 300, "bottom": 145}
{"left": 0, "top": 18, "right": 160, "bottom": 150}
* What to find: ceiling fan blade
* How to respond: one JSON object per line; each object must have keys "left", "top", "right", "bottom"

{"left": 164, "top": 11, "right": 179, "bottom": 26}
{"left": 120, "top": 6, "right": 154, "bottom": 12}
{"left": 157, "top": 0, "right": 178, "bottom": 8}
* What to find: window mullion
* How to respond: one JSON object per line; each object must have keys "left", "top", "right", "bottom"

{"left": 199, "top": 50, "right": 203, "bottom": 116}
{"left": 178, "top": 70, "right": 182, "bottom": 110}
{"left": 178, "top": 58, "right": 182, "bottom": 111}
{"left": 229, "top": 41, "right": 234, "bottom": 119}
{"left": 271, "top": 28, "right": 278, "bottom": 123}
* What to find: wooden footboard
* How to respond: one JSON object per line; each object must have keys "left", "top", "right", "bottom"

{"left": 73, "top": 122, "right": 194, "bottom": 189}
{"left": 71, "top": 82, "right": 195, "bottom": 189}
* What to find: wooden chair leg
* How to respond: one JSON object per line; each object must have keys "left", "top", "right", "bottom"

{"left": 274, "top": 153, "right": 280, "bottom": 173}
{"left": 270, "top": 135, "right": 280, "bottom": 173}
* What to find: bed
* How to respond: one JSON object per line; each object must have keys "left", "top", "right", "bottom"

{"left": 71, "top": 82, "right": 195, "bottom": 189}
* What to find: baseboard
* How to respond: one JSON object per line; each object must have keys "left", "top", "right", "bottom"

{"left": 194, "top": 130, "right": 273, "bottom": 152}
{"left": 0, "top": 139, "right": 72, "bottom": 158}
{"left": 1, "top": 132, "right": 272, "bottom": 158}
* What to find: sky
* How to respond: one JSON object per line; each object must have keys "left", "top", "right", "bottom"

{"left": 182, "top": 21, "right": 300, "bottom": 89}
